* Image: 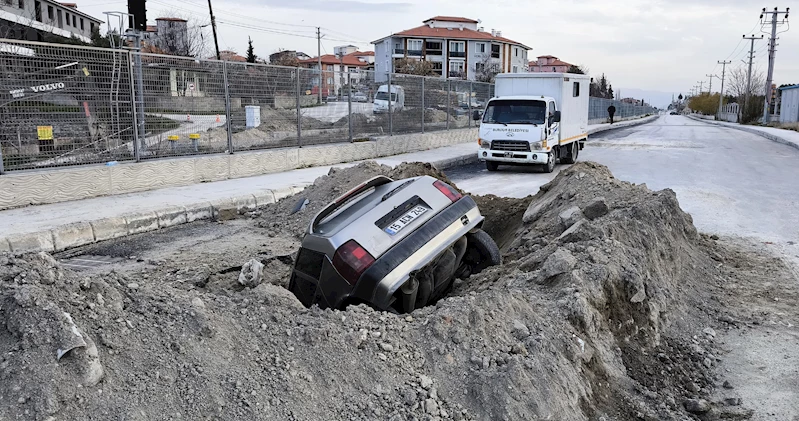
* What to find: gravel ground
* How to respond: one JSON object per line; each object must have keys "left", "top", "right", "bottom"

{"left": 0, "top": 161, "right": 796, "bottom": 420}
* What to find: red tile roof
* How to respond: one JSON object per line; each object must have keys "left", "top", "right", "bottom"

{"left": 530, "top": 58, "right": 573, "bottom": 68}
{"left": 215, "top": 50, "right": 247, "bottom": 62}
{"left": 423, "top": 16, "right": 479, "bottom": 24}
{"left": 380, "top": 25, "right": 529, "bottom": 49}
{"left": 59, "top": 2, "right": 78, "bottom": 8}
{"left": 299, "top": 54, "right": 370, "bottom": 67}
{"left": 350, "top": 51, "right": 374, "bottom": 56}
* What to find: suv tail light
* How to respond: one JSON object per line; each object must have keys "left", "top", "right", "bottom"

{"left": 332, "top": 240, "right": 375, "bottom": 285}
{"left": 433, "top": 180, "right": 462, "bottom": 202}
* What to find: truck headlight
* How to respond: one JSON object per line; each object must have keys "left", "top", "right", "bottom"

{"left": 480, "top": 140, "right": 491, "bottom": 149}
{"left": 530, "top": 141, "right": 542, "bottom": 150}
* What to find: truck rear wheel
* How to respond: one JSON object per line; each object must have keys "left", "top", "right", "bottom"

{"left": 562, "top": 142, "right": 579, "bottom": 164}
{"left": 486, "top": 161, "right": 499, "bottom": 171}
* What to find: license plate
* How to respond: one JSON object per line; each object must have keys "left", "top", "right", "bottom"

{"left": 503, "top": 151, "right": 513, "bottom": 158}
{"left": 384, "top": 205, "right": 428, "bottom": 235}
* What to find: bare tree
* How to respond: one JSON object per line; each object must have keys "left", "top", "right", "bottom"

{"left": 153, "top": 12, "right": 210, "bottom": 58}
{"left": 726, "top": 66, "right": 765, "bottom": 99}
{"left": 394, "top": 58, "right": 436, "bottom": 76}
{"left": 473, "top": 55, "right": 501, "bottom": 83}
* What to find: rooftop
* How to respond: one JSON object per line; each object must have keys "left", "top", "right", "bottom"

{"left": 423, "top": 16, "right": 479, "bottom": 24}
{"left": 373, "top": 17, "right": 530, "bottom": 49}
{"left": 299, "top": 53, "right": 371, "bottom": 67}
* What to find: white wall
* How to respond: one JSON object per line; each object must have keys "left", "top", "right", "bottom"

{"left": 779, "top": 88, "right": 799, "bottom": 123}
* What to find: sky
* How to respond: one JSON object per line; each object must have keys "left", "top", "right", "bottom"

{"left": 77, "top": 0, "right": 798, "bottom": 108}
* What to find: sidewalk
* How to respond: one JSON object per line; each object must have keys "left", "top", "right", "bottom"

{"left": 687, "top": 115, "right": 799, "bottom": 151}
{"left": 0, "top": 116, "right": 656, "bottom": 253}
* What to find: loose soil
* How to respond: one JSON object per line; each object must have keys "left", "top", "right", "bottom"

{"left": 1, "top": 162, "right": 796, "bottom": 421}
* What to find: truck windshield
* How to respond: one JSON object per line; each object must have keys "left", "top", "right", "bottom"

{"left": 375, "top": 92, "right": 396, "bottom": 101}
{"left": 483, "top": 100, "right": 546, "bottom": 125}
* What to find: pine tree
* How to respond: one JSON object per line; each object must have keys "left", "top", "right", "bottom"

{"left": 246, "top": 37, "right": 256, "bottom": 63}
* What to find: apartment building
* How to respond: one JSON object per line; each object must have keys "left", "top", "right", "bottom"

{"left": 0, "top": 0, "right": 102, "bottom": 43}
{"left": 529, "top": 55, "right": 573, "bottom": 73}
{"left": 299, "top": 48, "right": 373, "bottom": 96}
{"left": 372, "top": 16, "right": 530, "bottom": 81}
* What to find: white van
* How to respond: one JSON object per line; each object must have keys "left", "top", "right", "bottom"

{"left": 477, "top": 73, "right": 590, "bottom": 172}
{"left": 373, "top": 85, "right": 405, "bottom": 114}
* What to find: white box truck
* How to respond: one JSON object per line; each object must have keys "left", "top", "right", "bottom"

{"left": 476, "top": 73, "right": 590, "bottom": 172}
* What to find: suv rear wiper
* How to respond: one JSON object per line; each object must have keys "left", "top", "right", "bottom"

{"left": 382, "top": 180, "right": 414, "bottom": 202}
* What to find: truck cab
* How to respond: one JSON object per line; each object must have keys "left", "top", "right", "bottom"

{"left": 477, "top": 73, "right": 589, "bottom": 172}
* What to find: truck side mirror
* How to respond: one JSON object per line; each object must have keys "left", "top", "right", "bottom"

{"left": 553, "top": 110, "right": 561, "bottom": 123}
{"left": 472, "top": 110, "right": 481, "bottom": 121}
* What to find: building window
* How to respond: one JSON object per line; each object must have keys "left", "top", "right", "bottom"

{"left": 407, "top": 39, "right": 422, "bottom": 55}
{"left": 90, "top": 22, "right": 94, "bottom": 33}
{"left": 326, "top": 78, "right": 333, "bottom": 84}
{"left": 18, "top": 0, "right": 23, "bottom": 9}
{"left": 72, "top": 15, "right": 76, "bottom": 27}
{"left": 47, "top": 5, "right": 53, "bottom": 20}
{"left": 476, "top": 43, "right": 486, "bottom": 53}
{"left": 431, "top": 61, "right": 443, "bottom": 75}
{"left": 512, "top": 65, "right": 519, "bottom": 73}
{"left": 425, "top": 41, "right": 442, "bottom": 55}
{"left": 515, "top": 48, "right": 519, "bottom": 57}
{"left": 80, "top": 18, "right": 84, "bottom": 30}
{"left": 449, "top": 41, "right": 465, "bottom": 58}
{"left": 56, "top": 9, "right": 62, "bottom": 28}
{"left": 35, "top": 1, "right": 42, "bottom": 21}
{"left": 65, "top": 12, "right": 69, "bottom": 26}
{"left": 573, "top": 81, "right": 580, "bottom": 97}
{"left": 449, "top": 60, "right": 465, "bottom": 77}
{"left": 394, "top": 42, "right": 403, "bottom": 54}
{"left": 475, "top": 62, "right": 485, "bottom": 72}
{"left": 491, "top": 44, "right": 500, "bottom": 59}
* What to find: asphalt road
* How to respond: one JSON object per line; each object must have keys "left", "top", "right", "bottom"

{"left": 447, "top": 114, "right": 799, "bottom": 248}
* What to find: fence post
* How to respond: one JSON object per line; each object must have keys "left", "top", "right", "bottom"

{"left": 388, "top": 71, "right": 393, "bottom": 136}
{"left": 222, "top": 61, "right": 233, "bottom": 154}
{"left": 132, "top": 39, "right": 146, "bottom": 159}
{"left": 0, "top": 143, "right": 4, "bottom": 174}
{"left": 127, "top": 50, "right": 140, "bottom": 162}
{"left": 446, "top": 79, "right": 451, "bottom": 130}
{"left": 468, "top": 81, "right": 473, "bottom": 128}
{"left": 420, "top": 77, "right": 425, "bottom": 134}
{"left": 348, "top": 71, "right": 353, "bottom": 142}
{"left": 296, "top": 68, "right": 302, "bottom": 147}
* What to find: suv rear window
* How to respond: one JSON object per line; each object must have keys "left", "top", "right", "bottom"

{"left": 294, "top": 248, "right": 325, "bottom": 279}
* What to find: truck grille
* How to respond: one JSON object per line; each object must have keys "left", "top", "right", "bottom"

{"left": 491, "top": 140, "right": 531, "bottom": 152}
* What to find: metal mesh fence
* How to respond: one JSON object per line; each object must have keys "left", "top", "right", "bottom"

{"left": 0, "top": 39, "right": 135, "bottom": 171}
{"left": 588, "top": 97, "right": 655, "bottom": 124}
{"left": 0, "top": 39, "right": 657, "bottom": 174}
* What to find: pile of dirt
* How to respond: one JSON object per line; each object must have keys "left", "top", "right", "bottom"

{"left": 0, "top": 161, "right": 773, "bottom": 420}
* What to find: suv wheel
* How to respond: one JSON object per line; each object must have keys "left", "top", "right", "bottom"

{"left": 463, "top": 229, "right": 501, "bottom": 275}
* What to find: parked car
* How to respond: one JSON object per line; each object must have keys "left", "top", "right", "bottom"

{"left": 669, "top": 111, "right": 678, "bottom": 115}
{"left": 326, "top": 95, "right": 338, "bottom": 102}
{"left": 352, "top": 92, "right": 368, "bottom": 102}
{"left": 288, "top": 175, "right": 501, "bottom": 314}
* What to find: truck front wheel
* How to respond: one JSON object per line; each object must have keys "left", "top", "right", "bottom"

{"left": 541, "top": 148, "right": 557, "bottom": 173}
{"left": 486, "top": 161, "right": 499, "bottom": 171}
{"left": 562, "top": 142, "right": 579, "bottom": 164}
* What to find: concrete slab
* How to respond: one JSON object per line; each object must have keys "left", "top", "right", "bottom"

{"left": 125, "top": 212, "right": 160, "bottom": 235}
{"left": 156, "top": 207, "right": 188, "bottom": 229}
{"left": 91, "top": 217, "right": 129, "bottom": 242}
{"left": 185, "top": 203, "right": 213, "bottom": 223}
{"left": 253, "top": 190, "right": 276, "bottom": 207}
{"left": 7, "top": 231, "right": 55, "bottom": 253}
{"left": 52, "top": 222, "right": 95, "bottom": 251}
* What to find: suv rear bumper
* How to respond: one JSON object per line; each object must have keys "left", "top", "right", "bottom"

{"left": 354, "top": 196, "right": 483, "bottom": 310}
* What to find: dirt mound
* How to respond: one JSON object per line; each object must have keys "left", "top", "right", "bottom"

{"left": 0, "top": 161, "right": 762, "bottom": 420}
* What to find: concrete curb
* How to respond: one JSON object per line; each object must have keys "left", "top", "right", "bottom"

{"left": 687, "top": 115, "right": 799, "bottom": 151}
{"left": 587, "top": 115, "right": 659, "bottom": 135}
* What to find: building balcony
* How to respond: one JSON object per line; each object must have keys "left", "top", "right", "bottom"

{"left": 450, "top": 51, "right": 465, "bottom": 58}
{"left": 406, "top": 49, "right": 423, "bottom": 57}
{"left": 426, "top": 49, "right": 443, "bottom": 56}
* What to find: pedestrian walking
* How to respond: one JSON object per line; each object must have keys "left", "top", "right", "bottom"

{"left": 607, "top": 105, "right": 616, "bottom": 124}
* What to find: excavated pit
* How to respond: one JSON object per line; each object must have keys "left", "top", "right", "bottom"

{"left": 0, "top": 161, "right": 779, "bottom": 420}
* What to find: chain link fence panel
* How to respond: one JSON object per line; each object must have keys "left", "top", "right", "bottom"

{"left": 588, "top": 97, "right": 655, "bottom": 124}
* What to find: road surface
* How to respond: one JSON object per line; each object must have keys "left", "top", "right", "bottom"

{"left": 447, "top": 115, "right": 799, "bottom": 248}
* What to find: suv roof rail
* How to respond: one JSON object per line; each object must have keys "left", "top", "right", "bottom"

{"left": 310, "top": 175, "right": 394, "bottom": 233}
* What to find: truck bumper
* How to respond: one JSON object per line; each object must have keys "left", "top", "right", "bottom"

{"left": 477, "top": 148, "right": 550, "bottom": 165}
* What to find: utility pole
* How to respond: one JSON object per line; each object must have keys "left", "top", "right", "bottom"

{"left": 317, "top": 27, "right": 323, "bottom": 105}
{"left": 697, "top": 81, "right": 704, "bottom": 94}
{"left": 760, "top": 7, "right": 790, "bottom": 123}
{"left": 717, "top": 60, "right": 731, "bottom": 118}
{"left": 742, "top": 34, "right": 764, "bottom": 116}
{"left": 705, "top": 74, "right": 716, "bottom": 93}
{"left": 207, "top": 0, "right": 221, "bottom": 60}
